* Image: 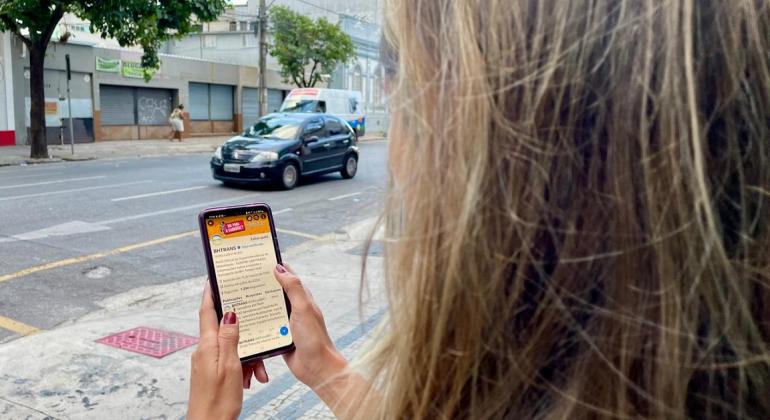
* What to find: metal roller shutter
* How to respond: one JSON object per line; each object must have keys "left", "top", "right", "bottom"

{"left": 137, "top": 88, "right": 173, "bottom": 125}
{"left": 210, "top": 84, "right": 234, "bottom": 120}
{"left": 100, "top": 85, "right": 135, "bottom": 125}
{"left": 189, "top": 82, "right": 209, "bottom": 120}
{"left": 267, "top": 89, "right": 284, "bottom": 114}
{"left": 242, "top": 87, "right": 260, "bottom": 127}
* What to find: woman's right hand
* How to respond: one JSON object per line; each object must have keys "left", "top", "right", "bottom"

{"left": 273, "top": 264, "right": 348, "bottom": 390}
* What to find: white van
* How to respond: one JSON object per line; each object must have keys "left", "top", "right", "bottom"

{"left": 280, "top": 88, "right": 366, "bottom": 136}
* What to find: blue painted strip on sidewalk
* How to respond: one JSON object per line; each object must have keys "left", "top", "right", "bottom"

{"left": 274, "top": 309, "right": 386, "bottom": 419}
{"left": 239, "top": 308, "right": 386, "bottom": 418}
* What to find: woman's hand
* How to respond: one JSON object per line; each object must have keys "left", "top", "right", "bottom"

{"left": 274, "top": 264, "right": 348, "bottom": 390}
{"left": 187, "top": 283, "right": 269, "bottom": 420}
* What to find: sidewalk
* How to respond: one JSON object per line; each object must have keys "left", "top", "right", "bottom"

{"left": 0, "top": 217, "right": 386, "bottom": 419}
{"left": 0, "top": 134, "right": 387, "bottom": 167}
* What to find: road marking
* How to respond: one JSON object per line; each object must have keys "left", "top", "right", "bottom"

{"left": 272, "top": 208, "right": 293, "bottom": 215}
{"left": 0, "top": 175, "right": 106, "bottom": 190}
{"left": 0, "top": 221, "right": 111, "bottom": 243}
{"left": 328, "top": 192, "right": 362, "bottom": 201}
{"left": 111, "top": 186, "right": 209, "bottom": 202}
{"left": 0, "top": 180, "right": 153, "bottom": 202}
{"left": 0, "top": 315, "right": 41, "bottom": 336}
{"left": 0, "top": 230, "right": 196, "bottom": 284}
{"left": 97, "top": 193, "right": 262, "bottom": 225}
{"left": 276, "top": 228, "right": 323, "bottom": 240}
{"left": 0, "top": 172, "right": 65, "bottom": 182}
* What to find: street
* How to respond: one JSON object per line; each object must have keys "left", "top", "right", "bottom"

{"left": 0, "top": 140, "right": 388, "bottom": 419}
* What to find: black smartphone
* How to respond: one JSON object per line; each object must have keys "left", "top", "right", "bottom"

{"left": 198, "top": 203, "right": 294, "bottom": 363}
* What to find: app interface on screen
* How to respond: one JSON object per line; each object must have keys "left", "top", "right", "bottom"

{"left": 206, "top": 210, "right": 292, "bottom": 357}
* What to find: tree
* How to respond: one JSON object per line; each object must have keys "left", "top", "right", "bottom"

{"left": 0, "top": 0, "right": 228, "bottom": 159}
{"left": 269, "top": 6, "right": 356, "bottom": 88}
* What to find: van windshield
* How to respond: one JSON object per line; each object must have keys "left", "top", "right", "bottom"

{"left": 281, "top": 99, "right": 326, "bottom": 113}
{"left": 243, "top": 117, "right": 302, "bottom": 140}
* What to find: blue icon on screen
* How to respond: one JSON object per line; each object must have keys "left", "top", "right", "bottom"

{"left": 279, "top": 326, "right": 289, "bottom": 336}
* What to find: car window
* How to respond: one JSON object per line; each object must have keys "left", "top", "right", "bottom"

{"left": 325, "top": 118, "right": 343, "bottom": 136}
{"left": 281, "top": 99, "right": 321, "bottom": 113}
{"left": 243, "top": 117, "right": 302, "bottom": 140}
{"left": 303, "top": 118, "right": 326, "bottom": 139}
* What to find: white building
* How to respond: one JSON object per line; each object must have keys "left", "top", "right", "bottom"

{"left": 164, "top": 0, "right": 388, "bottom": 131}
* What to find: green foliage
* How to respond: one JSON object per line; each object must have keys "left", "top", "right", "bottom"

{"left": 269, "top": 5, "right": 356, "bottom": 87}
{"left": 0, "top": 0, "right": 229, "bottom": 80}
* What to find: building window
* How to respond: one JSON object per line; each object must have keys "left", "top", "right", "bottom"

{"left": 249, "top": 21, "right": 257, "bottom": 32}
{"left": 229, "top": 21, "right": 237, "bottom": 32}
{"left": 352, "top": 64, "right": 363, "bottom": 93}
{"left": 204, "top": 35, "right": 217, "bottom": 48}
{"left": 240, "top": 21, "right": 249, "bottom": 32}
{"left": 243, "top": 35, "right": 257, "bottom": 47}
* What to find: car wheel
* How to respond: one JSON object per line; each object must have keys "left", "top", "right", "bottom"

{"left": 280, "top": 162, "right": 299, "bottom": 189}
{"left": 341, "top": 154, "right": 358, "bottom": 179}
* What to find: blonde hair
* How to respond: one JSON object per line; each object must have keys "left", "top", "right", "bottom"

{"left": 357, "top": 0, "right": 770, "bottom": 418}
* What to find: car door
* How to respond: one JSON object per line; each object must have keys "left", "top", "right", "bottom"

{"left": 300, "top": 117, "right": 333, "bottom": 173}
{"left": 323, "top": 117, "right": 352, "bottom": 168}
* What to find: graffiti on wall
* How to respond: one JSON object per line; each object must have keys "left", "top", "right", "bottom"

{"left": 137, "top": 96, "right": 171, "bottom": 125}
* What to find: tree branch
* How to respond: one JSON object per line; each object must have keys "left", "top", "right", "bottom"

{"left": 40, "top": 5, "right": 65, "bottom": 48}
{"left": 307, "top": 60, "right": 320, "bottom": 87}
{"left": 291, "top": 73, "right": 302, "bottom": 88}
{"left": 0, "top": 15, "right": 31, "bottom": 47}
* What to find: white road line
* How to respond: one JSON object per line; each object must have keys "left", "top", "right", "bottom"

{"left": 98, "top": 193, "right": 262, "bottom": 225}
{"left": 272, "top": 208, "right": 293, "bottom": 215}
{"left": 0, "top": 180, "right": 154, "bottom": 202}
{"left": 328, "top": 192, "right": 362, "bottom": 201}
{"left": 0, "top": 172, "right": 66, "bottom": 182}
{"left": 0, "top": 175, "right": 106, "bottom": 190}
{"left": 111, "top": 186, "right": 209, "bottom": 202}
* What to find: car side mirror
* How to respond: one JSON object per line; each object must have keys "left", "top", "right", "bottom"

{"left": 304, "top": 136, "right": 320, "bottom": 144}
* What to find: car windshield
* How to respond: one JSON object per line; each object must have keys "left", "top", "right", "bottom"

{"left": 243, "top": 117, "right": 302, "bottom": 140}
{"left": 281, "top": 99, "right": 322, "bottom": 113}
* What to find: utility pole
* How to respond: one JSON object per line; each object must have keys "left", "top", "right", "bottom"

{"left": 65, "top": 54, "right": 74, "bottom": 155}
{"left": 257, "top": 0, "right": 268, "bottom": 116}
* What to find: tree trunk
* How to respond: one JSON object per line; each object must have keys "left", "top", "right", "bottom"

{"left": 28, "top": 44, "right": 48, "bottom": 159}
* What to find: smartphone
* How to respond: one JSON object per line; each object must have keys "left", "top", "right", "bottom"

{"left": 198, "top": 203, "right": 294, "bottom": 363}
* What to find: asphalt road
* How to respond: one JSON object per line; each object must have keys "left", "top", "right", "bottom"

{"left": 0, "top": 140, "right": 388, "bottom": 342}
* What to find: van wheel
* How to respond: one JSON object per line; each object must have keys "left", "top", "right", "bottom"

{"left": 280, "top": 162, "right": 299, "bottom": 190}
{"left": 341, "top": 154, "right": 358, "bottom": 179}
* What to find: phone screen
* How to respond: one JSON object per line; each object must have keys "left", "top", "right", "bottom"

{"left": 204, "top": 209, "right": 292, "bottom": 359}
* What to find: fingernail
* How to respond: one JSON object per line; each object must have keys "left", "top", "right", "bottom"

{"left": 223, "top": 311, "right": 237, "bottom": 324}
{"left": 243, "top": 375, "right": 251, "bottom": 389}
{"left": 276, "top": 264, "right": 286, "bottom": 273}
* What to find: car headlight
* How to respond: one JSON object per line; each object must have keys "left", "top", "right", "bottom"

{"left": 250, "top": 151, "right": 279, "bottom": 163}
{"left": 214, "top": 146, "right": 223, "bottom": 160}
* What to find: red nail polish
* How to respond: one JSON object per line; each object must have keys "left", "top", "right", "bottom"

{"left": 276, "top": 264, "right": 286, "bottom": 273}
{"left": 223, "top": 312, "right": 237, "bottom": 324}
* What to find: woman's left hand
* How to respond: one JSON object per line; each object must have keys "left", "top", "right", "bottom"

{"left": 187, "top": 283, "right": 269, "bottom": 420}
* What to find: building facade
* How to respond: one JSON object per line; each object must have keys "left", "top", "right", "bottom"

{"left": 0, "top": 34, "right": 300, "bottom": 146}
{"left": 164, "top": 0, "right": 389, "bottom": 132}
{"left": 0, "top": 1, "right": 387, "bottom": 146}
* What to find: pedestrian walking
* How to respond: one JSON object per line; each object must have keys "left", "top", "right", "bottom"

{"left": 168, "top": 104, "right": 185, "bottom": 142}
{"left": 187, "top": 1, "right": 770, "bottom": 419}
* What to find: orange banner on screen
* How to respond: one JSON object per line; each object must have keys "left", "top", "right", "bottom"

{"left": 206, "top": 214, "right": 271, "bottom": 240}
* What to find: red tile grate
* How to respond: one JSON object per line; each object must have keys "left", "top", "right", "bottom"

{"left": 96, "top": 326, "right": 198, "bottom": 358}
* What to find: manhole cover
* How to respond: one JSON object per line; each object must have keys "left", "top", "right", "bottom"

{"left": 96, "top": 327, "right": 198, "bottom": 358}
{"left": 84, "top": 266, "right": 111, "bottom": 279}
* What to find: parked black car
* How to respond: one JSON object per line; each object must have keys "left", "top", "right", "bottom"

{"left": 211, "top": 113, "right": 359, "bottom": 189}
